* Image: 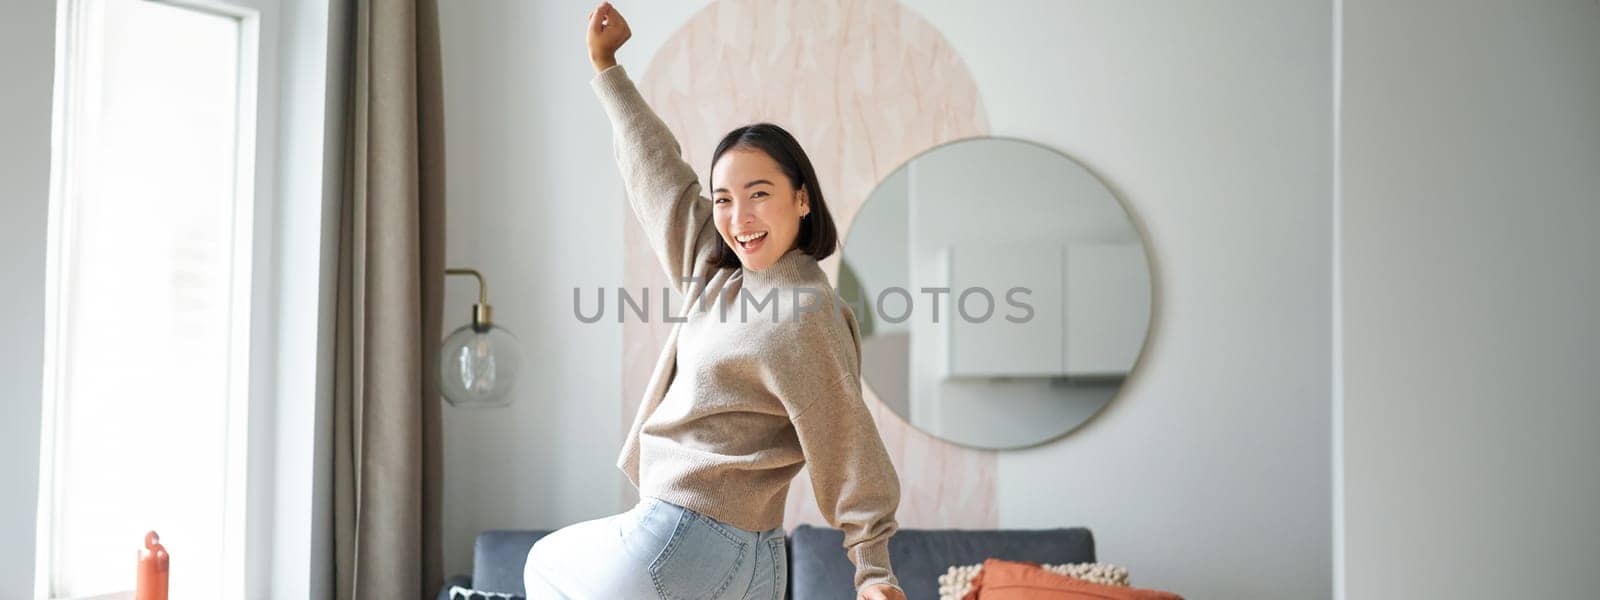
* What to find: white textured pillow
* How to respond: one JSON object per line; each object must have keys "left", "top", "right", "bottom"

{"left": 937, "top": 562, "right": 1130, "bottom": 600}
{"left": 447, "top": 585, "right": 524, "bottom": 600}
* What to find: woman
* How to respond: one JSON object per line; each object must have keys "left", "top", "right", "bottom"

{"left": 521, "top": 3, "right": 907, "bottom": 600}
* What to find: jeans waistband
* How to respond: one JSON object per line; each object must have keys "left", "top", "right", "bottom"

{"left": 638, "top": 496, "right": 786, "bottom": 542}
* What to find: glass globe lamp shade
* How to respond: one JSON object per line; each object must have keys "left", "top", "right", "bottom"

{"left": 439, "top": 322, "right": 522, "bottom": 407}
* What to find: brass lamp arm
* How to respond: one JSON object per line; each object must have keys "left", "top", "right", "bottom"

{"left": 445, "top": 267, "right": 493, "bottom": 330}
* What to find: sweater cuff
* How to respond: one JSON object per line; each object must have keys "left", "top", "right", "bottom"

{"left": 590, "top": 62, "right": 628, "bottom": 95}
{"left": 852, "top": 537, "right": 900, "bottom": 592}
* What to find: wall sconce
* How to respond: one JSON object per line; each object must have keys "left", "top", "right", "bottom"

{"left": 440, "top": 268, "right": 522, "bottom": 407}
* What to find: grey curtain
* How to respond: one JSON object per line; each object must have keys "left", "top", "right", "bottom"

{"left": 332, "top": 0, "right": 446, "bottom": 598}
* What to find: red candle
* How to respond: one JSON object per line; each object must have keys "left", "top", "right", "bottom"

{"left": 136, "top": 531, "right": 168, "bottom": 600}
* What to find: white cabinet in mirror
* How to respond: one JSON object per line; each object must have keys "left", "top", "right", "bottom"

{"left": 838, "top": 137, "right": 1153, "bottom": 449}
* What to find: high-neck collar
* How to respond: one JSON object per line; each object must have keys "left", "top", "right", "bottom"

{"left": 739, "top": 247, "right": 821, "bottom": 290}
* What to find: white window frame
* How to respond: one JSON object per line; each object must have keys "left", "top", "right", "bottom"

{"left": 35, "top": 0, "right": 289, "bottom": 598}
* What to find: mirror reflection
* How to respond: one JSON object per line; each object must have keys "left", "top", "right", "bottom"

{"left": 839, "top": 137, "right": 1153, "bottom": 449}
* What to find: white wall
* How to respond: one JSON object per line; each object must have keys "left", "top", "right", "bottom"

{"left": 269, "top": 0, "right": 347, "bottom": 597}
{"left": 436, "top": 1, "right": 1333, "bottom": 596}
{"left": 1338, "top": 1, "right": 1600, "bottom": 597}
{"left": 0, "top": 1, "right": 58, "bottom": 597}
{"left": 947, "top": 1, "right": 1333, "bottom": 597}
{"left": 434, "top": 0, "right": 668, "bottom": 579}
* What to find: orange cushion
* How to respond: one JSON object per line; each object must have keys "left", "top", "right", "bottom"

{"left": 961, "top": 558, "right": 1184, "bottom": 600}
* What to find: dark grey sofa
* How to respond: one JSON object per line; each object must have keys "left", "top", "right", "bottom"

{"left": 438, "top": 524, "right": 1095, "bottom": 599}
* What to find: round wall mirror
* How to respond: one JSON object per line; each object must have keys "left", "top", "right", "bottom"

{"left": 838, "top": 137, "right": 1153, "bottom": 449}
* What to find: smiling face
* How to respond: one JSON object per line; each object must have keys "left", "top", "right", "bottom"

{"left": 710, "top": 147, "right": 810, "bottom": 271}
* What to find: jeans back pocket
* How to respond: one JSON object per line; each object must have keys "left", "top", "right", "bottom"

{"left": 649, "top": 511, "right": 748, "bottom": 600}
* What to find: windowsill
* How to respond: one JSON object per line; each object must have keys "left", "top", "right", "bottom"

{"left": 63, "top": 592, "right": 134, "bottom": 600}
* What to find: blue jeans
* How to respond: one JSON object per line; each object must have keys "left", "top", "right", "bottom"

{"left": 524, "top": 496, "right": 788, "bottom": 600}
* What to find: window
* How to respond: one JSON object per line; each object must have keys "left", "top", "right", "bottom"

{"left": 40, "top": 0, "right": 263, "bottom": 597}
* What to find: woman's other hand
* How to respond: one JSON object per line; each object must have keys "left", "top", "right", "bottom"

{"left": 586, "top": 1, "right": 631, "bottom": 72}
{"left": 859, "top": 584, "right": 907, "bottom": 600}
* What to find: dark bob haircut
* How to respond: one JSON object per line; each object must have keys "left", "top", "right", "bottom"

{"left": 705, "top": 122, "right": 838, "bottom": 269}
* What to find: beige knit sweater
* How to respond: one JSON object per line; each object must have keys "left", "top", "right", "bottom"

{"left": 592, "top": 63, "right": 903, "bottom": 593}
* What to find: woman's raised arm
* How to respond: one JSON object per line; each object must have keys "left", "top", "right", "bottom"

{"left": 588, "top": 2, "right": 721, "bottom": 294}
